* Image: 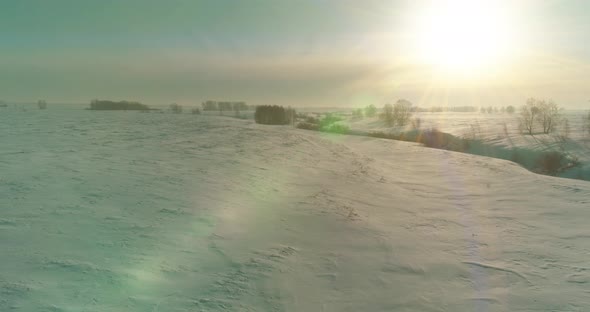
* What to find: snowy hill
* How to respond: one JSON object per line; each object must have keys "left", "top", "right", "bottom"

{"left": 1, "top": 109, "right": 589, "bottom": 311}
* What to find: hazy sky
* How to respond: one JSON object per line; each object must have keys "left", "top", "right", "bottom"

{"left": 2, "top": 0, "right": 589, "bottom": 107}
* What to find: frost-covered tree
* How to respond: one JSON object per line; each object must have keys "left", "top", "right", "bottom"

{"left": 393, "top": 99, "right": 413, "bottom": 126}
{"left": 520, "top": 98, "right": 540, "bottom": 135}
{"left": 536, "top": 100, "right": 561, "bottom": 134}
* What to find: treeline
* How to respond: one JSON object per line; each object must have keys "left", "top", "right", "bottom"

{"left": 350, "top": 100, "right": 415, "bottom": 127}
{"left": 424, "top": 106, "right": 479, "bottom": 113}
{"left": 352, "top": 104, "right": 484, "bottom": 117}
{"left": 202, "top": 100, "right": 249, "bottom": 114}
{"left": 480, "top": 105, "right": 516, "bottom": 114}
{"left": 254, "top": 105, "right": 296, "bottom": 125}
{"left": 90, "top": 99, "right": 150, "bottom": 111}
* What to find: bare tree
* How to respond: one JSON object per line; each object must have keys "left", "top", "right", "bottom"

{"left": 381, "top": 104, "right": 394, "bottom": 126}
{"left": 520, "top": 98, "right": 540, "bottom": 135}
{"left": 393, "top": 99, "right": 413, "bottom": 126}
{"left": 537, "top": 100, "right": 561, "bottom": 134}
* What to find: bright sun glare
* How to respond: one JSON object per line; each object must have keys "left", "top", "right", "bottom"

{"left": 413, "top": 0, "right": 516, "bottom": 75}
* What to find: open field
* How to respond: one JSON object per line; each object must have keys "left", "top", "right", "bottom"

{"left": 1, "top": 107, "right": 589, "bottom": 311}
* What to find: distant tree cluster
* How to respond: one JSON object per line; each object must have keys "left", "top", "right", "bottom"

{"left": 479, "top": 106, "right": 515, "bottom": 114}
{"left": 429, "top": 106, "right": 478, "bottom": 113}
{"left": 364, "top": 104, "right": 377, "bottom": 117}
{"left": 90, "top": 99, "right": 149, "bottom": 110}
{"left": 37, "top": 100, "right": 47, "bottom": 110}
{"left": 519, "top": 98, "right": 562, "bottom": 135}
{"left": 254, "top": 105, "right": 296, "bottom": 125}
{"left": 380, "top": 99, "right": 413, "bottom": 127}
{"left": 202, "top": 101, "right": 218, "bottom": 111}
{"left": 201, "top": 100, "right": 249, "bottom": 115}
{"left": 191, "top": 107, "right": 201, "bottom": 115}
{"left": 169, "top": 103, "right": 183, "bottom": 113}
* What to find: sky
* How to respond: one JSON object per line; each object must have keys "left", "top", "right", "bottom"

{"left": 1, "top": 0, "right": 590, "bottom": 108}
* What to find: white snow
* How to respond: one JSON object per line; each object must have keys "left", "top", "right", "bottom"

{"left": 344, "top": 111, "right": 590, "bottom": 179}
{"left": 1, "top": 106, "right": 589, "bottom": 311}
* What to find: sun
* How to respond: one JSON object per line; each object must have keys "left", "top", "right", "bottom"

{"left": 412, "top": 0, "right": 516, "bottom": 75}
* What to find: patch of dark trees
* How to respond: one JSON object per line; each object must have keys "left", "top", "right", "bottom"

{"left": 89, "top": 99, "right": 152, "bottom": 111}
{"left": 254, "top": 105, "right": 296, "bottom": 125}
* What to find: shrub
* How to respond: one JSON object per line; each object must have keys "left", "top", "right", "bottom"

{"left": 254, "top": 105, "right": 295, "bottom": 125}
{"left": 296, "top": 122, "right": 320, "bottom": 131}
{"left": 191, "top": 107, "right": 201, "bottom": 115}
{"left": 536, "top": 151, "right": 565, "bottom": 175}
{"left": 418, "top": 128, "right": 450, "bottom": 149}
{"left": 415, "top": 128, "right": 470, "bottom": 152}
{"left": 296, "top": 114, "right": 348, "bottom": 134}
{"left": 323, "top": 123, "right": 350, "bottom": 134}
{"left": 305, "top": 116, "right": 319, "bottom": 124}
{"left": 319, "top": 114, "right": 342, "bottom": 128}
{"left": 506, "top": 105, "right": 515, "bottom": 114}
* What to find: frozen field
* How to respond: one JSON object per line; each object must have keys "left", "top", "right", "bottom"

{"left": 344, "top": 111, "right": 590, "bottom": 180}
{"left": 1, "top": 106, "right": 590, "bottom": 311}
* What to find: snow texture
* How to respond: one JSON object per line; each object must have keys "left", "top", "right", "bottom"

{"left": 1, "top": 106, "right": 589, "bottom": 311}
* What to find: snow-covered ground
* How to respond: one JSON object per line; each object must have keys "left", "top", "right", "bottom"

{"left": 1, "top": 106, "right": 589, "bottom": 311}
{"left": 344, "top": 111, "right": 590, "bottom": 180}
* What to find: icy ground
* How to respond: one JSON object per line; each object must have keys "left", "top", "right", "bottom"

{"left": 1, "top": 108, "right": 589, "bottom": 311}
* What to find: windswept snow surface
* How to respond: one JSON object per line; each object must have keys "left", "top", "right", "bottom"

{"left": 1, "top": 107, "right": 589, "bottom": 311}
{"left": 345, "top": 111, "right": 590, "bottom": 179}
